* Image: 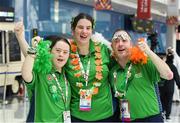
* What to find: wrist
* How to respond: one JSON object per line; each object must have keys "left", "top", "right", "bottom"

{"left": 27, "top": 47, "right": 37, "bottom": 55}
{"left": 145, "top": 49, "right": 152, "bottom": 56}
{"left": 27, "top": 54, "right": 36, "bottom": 59}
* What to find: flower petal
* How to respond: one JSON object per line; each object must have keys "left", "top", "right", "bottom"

{"left": 95, "top": 59, "right": 102, "bottom": 65}
{"left": 96, "top": 66, "right": 103, "bottom": 72}
{"left": 95, "top": 46, "right": 101, "bottom": 52}
{"left": 95, "top": 52, "right": 101, "bottom": 59}
{"left": 74, "top": 72, "right": 81, "bottom": 78}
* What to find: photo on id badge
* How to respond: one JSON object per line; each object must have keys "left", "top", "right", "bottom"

{"left": 80, "top": 90, "right": 92, "bottom": 111}
{"left": 120, "top": 99, "right": 131, "bottom": 121}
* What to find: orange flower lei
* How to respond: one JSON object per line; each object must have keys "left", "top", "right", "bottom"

{"left": 70, "top": 40, "right": 103, "bottom": 95}
{"left": 129, "top": 38, "right": 147, "bottom": 65}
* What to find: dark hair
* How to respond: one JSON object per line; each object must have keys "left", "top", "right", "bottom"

{"left": 166, "top": 54, "right": 174, "bottom": 64}
{"left": 71, "top": 13, "right": 95, "bottom": 31}
{"left": 44, "top": 35, "right": 70, "bottom": 50}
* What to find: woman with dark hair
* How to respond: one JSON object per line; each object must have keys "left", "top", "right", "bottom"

{"left": 21, "top": 35, "right": 71, "bottom": 122}
{"left": 160, "top": 48, "right": 180, "bottom": 120}
{"left": 65, "top": 13, "right": 114, "bottom": 122}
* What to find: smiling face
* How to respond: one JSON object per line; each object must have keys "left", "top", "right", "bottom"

{"left": 51, "top": 41, "right": 70, "bottom": 70}
{"left": 111, "top": 30, "right": 132, "bottom": 60}
{"left": 72, "top": 18, "right": 93, "bottom": 45}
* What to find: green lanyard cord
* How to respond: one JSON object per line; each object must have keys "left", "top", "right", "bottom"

{"left": 113, "top": 63, "right": 132, "bottom": 98}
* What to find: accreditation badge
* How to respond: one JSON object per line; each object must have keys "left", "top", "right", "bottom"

{"left": 79, "top": 89, "right": 92, "bottom": 111}
{"left": 120, "top": 99, "right": 131, "bottom": 122}
{"left": 63, "top": 110, "right": 71, "bottom": 123}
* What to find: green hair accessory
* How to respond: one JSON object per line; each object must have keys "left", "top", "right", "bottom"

{"left": 33, "top": 39, "right": 53, "bottom": 74}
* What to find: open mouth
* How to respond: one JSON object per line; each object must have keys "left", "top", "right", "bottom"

{"left": 57, "top": 58, "right": 64, "bottom": 62}
{"left": 118, "top": 49, "right": 125, "bottom": 52}
{"left": 80, "top": 35, "right": 88, "bottom": 39}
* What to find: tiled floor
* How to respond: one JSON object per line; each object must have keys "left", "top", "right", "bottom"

{"left": 165, "top": 101, "right": 180, "bottom": 123}
{"left": 0, "top": 96, "right": 180, "bottom": 123}
{"left": 0, "top": 96, "right": 29, "bottom": 123}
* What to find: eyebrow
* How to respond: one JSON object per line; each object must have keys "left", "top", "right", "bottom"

{"left": 55, "top": 48, "right": 69, "bottom": 51}
{"left": 77, "top": 25, "right": 92, "bottom": 28}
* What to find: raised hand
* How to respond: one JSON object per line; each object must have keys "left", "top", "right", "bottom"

{"left": 14, "top": 18, "right": 29, "bottom": 56}
{"left": 137, "top": 38, "right": 151, "bottom": 55}
{"left": 14, "top": 18, "right": 25, "bottom": 39}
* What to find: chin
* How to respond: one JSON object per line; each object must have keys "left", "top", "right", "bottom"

{"left": 58, "top": 64, "right": 65, "bottom": 68}
{"left": 117, "top": 54, "right": 126, "bottom": 59}
{"left": 55, "top": 63, "right": 64, "bottom": 68}
{"left": 80, "top": 38, "right": 90, "bottom": 43}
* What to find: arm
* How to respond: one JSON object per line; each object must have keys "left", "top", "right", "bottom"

{"left": 14, "top": 19, "right": 29, "bottom": 57}
{"left": 138, "top": 41, "right": 173, "bottom": 80}
{"left": 21, "top": 54, "right": 35, "bottom": 82}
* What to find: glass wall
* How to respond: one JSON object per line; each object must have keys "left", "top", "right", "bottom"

{"left": 0, "top": 32, "right": 2, "bottom": 63}
{"left": 14, "top": 0, "right": 124, "bottom": 41}
{"left": 9, "top": 32, "right": 21, "bottom": 62}
{"left": 154, "top": 21, "right": 167, "bottom": 53}
{"left": 58, "top": 0, "right": 93, "bottom": 36}
{"left": 24, "top": 0, "right": 93, "bottom": 37}
{"left": 13, "top": 0, "right": 167, "bottom": 52}
{"left": 95, "top": 11, "right": 124, "bottom": 40}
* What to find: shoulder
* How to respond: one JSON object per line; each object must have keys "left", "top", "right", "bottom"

{"left": 95, "top": 42, "right": 111, "bottom": 53}
{"left": 91, "top": 38, "right": 111, "bottom": 50}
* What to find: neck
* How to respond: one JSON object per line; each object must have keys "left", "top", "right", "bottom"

{"left": 117, "top": 57, "right": 129, "bottom": 69}
{"left": 76, "top": 42, "right": 90, "bottom": 55}
{"left": 56, "top": 67, "right": 62, "bottom": 73}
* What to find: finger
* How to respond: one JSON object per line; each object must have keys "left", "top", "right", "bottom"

{"left": 138, "top": 38, "right": 145, "bottom": 42}
{"left": 32, "top": 36, "right": 41, "bottom": 42}
{"left": 137, "top": 41, "right": 143, "bottom": 46}
{"left": 14, "top": 22, "right": 21, "bottom": 31}
{"left": 15, "top": 17, "right": 23, "bottom": 27}
{"left": 32, "top": 36, "right": 41, "bottom": 47}
{"left": 137, "top": 42, "right": 145, "bottom": 49}
{"left": 14, "top": 22, "right": 22, "bottom": 31}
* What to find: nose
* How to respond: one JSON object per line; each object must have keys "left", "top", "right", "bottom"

{"left": 82, "top": 28, "right": 88, "bottom": 33}
{"left": 116, "top": 40, "right": 123, "bottom": 46}
{"left": 59, "top": 51, "right": 64, "bottom": 56}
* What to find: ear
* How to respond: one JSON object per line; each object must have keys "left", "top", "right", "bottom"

{"left": 111, "top": 51, "right": 115, "bottom": 57}
{"left": 111, "top": 43, "right": 113, "bottom": 48}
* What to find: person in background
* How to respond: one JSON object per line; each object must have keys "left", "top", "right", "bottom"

{"left": 159, "top": 47, "right": 180, "bottom": 120}
{"left": 65, "top": 13, "right": 115, "bottom": 122}
{"left": 171, "top": 47, "right": 180, "bottom": 103}
{"left": 21, "top": 35, "right": 71, "bottom": 122}
{"left": 109, "top": 29, "right": 173, "bottom": 122}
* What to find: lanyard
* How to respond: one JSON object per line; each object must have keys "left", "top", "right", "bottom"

{"left": 52, "top": 73, "right": 68, "bottom": 109}
{"left": 77, "top": 53, "right": 91, "bottom": 86}
{"left": 113, "top": 63, "right": 132, "bottom": 98}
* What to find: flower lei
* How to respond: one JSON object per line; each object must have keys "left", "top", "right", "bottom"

{"left": 70, "top": 39, "right": 103, "bottom": 95}
{"left": 129, "top": 38, "right": 147, "bottom": 65}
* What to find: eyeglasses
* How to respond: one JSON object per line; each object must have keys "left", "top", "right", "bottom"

{"left": 55, "top": 49, "right": 70, "bottom": 54}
